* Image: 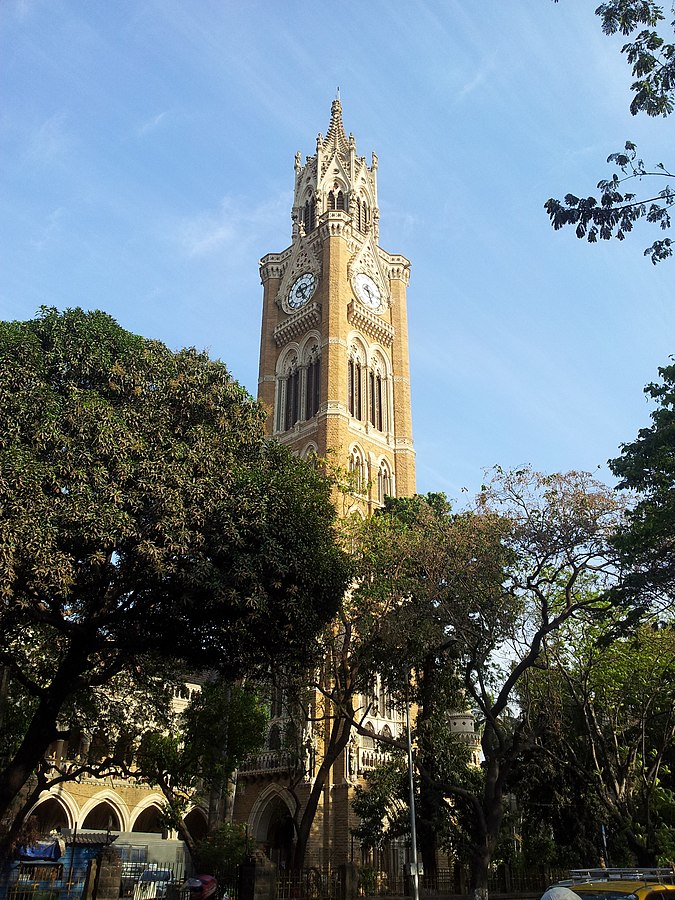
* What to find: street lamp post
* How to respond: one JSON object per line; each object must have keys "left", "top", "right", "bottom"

{"left": 405, "top": 678, "right": 420, "bottom": 900}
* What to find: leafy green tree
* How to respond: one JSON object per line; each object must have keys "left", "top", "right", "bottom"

{"left": 0, "top": 307, "right": 349, "bottom": 852}
{"left": 194, "top": 822, "right": 253, "bottom": 880}
{"left": 347, "top": 470, "right": 622, "bottom": 900}
{"left": 136, "top": 680, "right": 267, "bottom": 861}
{"left": 610, "top": 359, "right": 675, "bottom": 612}
{"left": 520, "top": 619, "right": 675, "bottom": 865}
{"left": 547, "top": 2, "right": 674, "bottom": 262}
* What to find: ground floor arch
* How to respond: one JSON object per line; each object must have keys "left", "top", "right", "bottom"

{"left": 79, "top": 794, "right": 126, "bottom": 832}
{"left": 26, "top": 796, "right": 71, "bottom": 834}
{"left": 249, "top": 786, "right": 296, "bottom": 869}
{"left": 131, "top": 805, "right": 164, "bottom": 833}
{"left": 183, "top": 807, "right": 208, "bottom": 844}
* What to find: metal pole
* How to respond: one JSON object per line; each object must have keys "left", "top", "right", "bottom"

{"left": 405, "top": 680, "right": 420, "bottom": 900}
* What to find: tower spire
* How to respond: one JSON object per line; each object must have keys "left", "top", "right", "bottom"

{"left": 323, "top": 95, "right": 348, "bottom": 154}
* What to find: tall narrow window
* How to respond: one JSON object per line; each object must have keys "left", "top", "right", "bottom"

{"left": 378, "top": 461, "right": 392, "bottom": 504}
{"left": 356, "top": 198, "right": 369, "bottom": 233}
{"left": 336, "top": 190, "right": 345, "bottom": 210}
{"left": 303, "top": 198, "right": 315, "bottom": 233}
{"left": 305, "top": 355, "right": 321, "bottom": 419}
{"left": 349, "top": 447, "right": 365, "bottom": 494}
{"left": 348, "top": 356, "right": 363, "bottom": 420}
{"left": 328, "top": 191, "right": 336, "bottom": 210}
{"left": 369, "top": 370, "right": 383, "bottom": 431}
{"left": 284, "top": 366, "right": 300, "bottom": 431}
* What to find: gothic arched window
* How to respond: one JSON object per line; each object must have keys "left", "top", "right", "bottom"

{"left": 356, "top": 197, "right": 369, "bottom": 233}
{"left": 284, "top": 364, "right": 300, "bottom": 431}
{"left": 328, "top": 186, "right": 345, "bottom": 211}
{"left": 276, "top": 351, "right": 300, "bottom": 433}
{"left": 305, "top": 347, "right": 321, "bottom": 420}
{"left": 303, "top": 197, "right": 315, "bottom": 233}
{"left": 349, "top": 446, "right": 365, "bottom": 494}
{"left": 369, "top": 365, "right": 384, "bottom": 432}
{"left": 362, "top": 722, "right": 376, "bottom": 750}
{"left": 377, "top": 460, "right": 392, "bottom": 504}
{"left": 348, "top": 344, "right": 364, "bottom": 421}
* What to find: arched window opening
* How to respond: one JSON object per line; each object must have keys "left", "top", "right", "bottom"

{"left": 349, "top": 447, "right": 365, "bottom": 494}
{"left": 362, "top": 723, "right": 376, "bottom": 750}
{"left": 336, "top": 190, "right": 345, "bottom": 210}
{"left": 268, "top": 724, "right": 282, "bottom": 751}
{"left": 348, "top": 346, "right": 364, "bottom": 420}
{"left": 328, "top": 191, "right": 335, "bottom": 210}
{"left": 305, "top": 353, "right": 321, "bottom": 420}
{"left": 356, "top": 197, "right": 369, "bottom": 233}
{"left": 378, "top": 461, "right": 392, "bottom": 504}
{"left": 369, "top": 368, "right": 384, "bottom": 432}
{"left": 280, "top": 354, "right": 300, "bottom": 432}
{"left": 303, "top": 198, "right": 315, "bottom": 233}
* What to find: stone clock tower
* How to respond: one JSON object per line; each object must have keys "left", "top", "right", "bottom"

{"left": 257, "top": 98, "right": 415, "bottom": 507}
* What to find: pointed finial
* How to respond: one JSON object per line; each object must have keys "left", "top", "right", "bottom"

{"left": 337, "top": 86, "right": 340, "bottom": 100}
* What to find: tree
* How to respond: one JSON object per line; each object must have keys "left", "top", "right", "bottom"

{"left": 345, "top": 493, "right": 511, "bottom": 880}
{"left": 520, "top": 619, "right": 675, "bottom": 865}
{"left": 136, "top": 680, "right": 268, "bottom": 862}
{"left": 346, "top": 470, "right": 622, "bottom": 900}
{"left": 0, "top": 307, "right": 349, "bottom": 850}
{"left": 609, "top": 359, "right": 675, "bottom": 612}
{"left": 546, "top": 2, "right": 675, "bottom": 262}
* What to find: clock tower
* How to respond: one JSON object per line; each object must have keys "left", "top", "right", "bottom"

{"left": 258, "top": 98, "right": 415, "bottom": 507}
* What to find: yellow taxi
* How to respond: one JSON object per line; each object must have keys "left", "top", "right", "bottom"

{"left": 545, "top": 869, "right": 675, "bottom": 900}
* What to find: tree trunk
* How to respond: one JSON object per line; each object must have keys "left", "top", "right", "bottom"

{"left": 417, "top": 656, "right": 441, "bottom": 877}
{"left": 467, "top": 745, "right": 504, "bottom": 900}
{"left": 0, "top": 647, "right": 90, "bottom": 829}
{"left": 292, "top": 710, "right": 352, "bottom": 869}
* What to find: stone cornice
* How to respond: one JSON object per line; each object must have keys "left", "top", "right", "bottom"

{"left": 260, "top": 248, "right": 291, "bottom": 283}
{"left": 348, "top": 301, "right": 395, "bottom": 347}
{"left": 273, "top": 302, "right": 321, "bottom": 347}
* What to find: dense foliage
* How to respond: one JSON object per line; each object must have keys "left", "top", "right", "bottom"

{"left": 0, "top": 307, "right": 349, "bottom": 847}
{"left": 610, "top": 360, "right": 675, "bottom": 611}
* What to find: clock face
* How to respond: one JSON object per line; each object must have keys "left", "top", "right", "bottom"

{"left": 353, "top": 273, "right": 382, "bottom": 311}
{"left": 287, "top": 272, "right": 317, "bottom": 310}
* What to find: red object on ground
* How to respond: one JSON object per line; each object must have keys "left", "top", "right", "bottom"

{"left": 188, "top": 875, "right": 217, "bottom": 899}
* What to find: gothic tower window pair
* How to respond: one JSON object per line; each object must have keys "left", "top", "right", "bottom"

{"left": 276, "top": 341, "right": 321, "bottom": 433}
{"left": 328, "top": 187, "right": 345, "bottom": 210}
{"left": 348, "top": 448, "right": 392, "bottom": 504}
{"left": 348, "top": 345, "right": 388, "bottom": 434}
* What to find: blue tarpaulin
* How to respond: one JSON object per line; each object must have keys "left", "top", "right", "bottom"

{"left": 18, "top": 839, "right": 63, "bottom": 860}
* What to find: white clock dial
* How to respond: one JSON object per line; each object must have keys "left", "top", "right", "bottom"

{"left": 353, "top": 273, "right": 382, "bottom": 311}
{"left": 287, "top": 272, "right": 317, "bottom": 310}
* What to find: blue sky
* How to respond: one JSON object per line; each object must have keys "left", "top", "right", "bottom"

{"left": 1, "top": 0, "right": 672, "bottom": 501}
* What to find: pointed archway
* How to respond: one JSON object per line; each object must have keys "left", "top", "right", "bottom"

{"left": 250, "top": 787, "right": 295, "bottom": 869}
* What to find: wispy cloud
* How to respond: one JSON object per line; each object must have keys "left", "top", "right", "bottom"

{"left": 27, "top": 112, "right": 71, "bottom": 163}
{"left": 176, "top": 192, "right": 291, "bottom": 258}
{"left": 456, "top": 62, "right": 493, "bottom": 101}
{"left": 138, "top": 111, "right": 169, "bottom": 137}
{"left": 31, "top": 207, "right": 65, "bottom": 250}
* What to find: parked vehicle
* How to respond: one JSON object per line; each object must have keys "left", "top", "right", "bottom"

{"left": 133, "top": 867, "right": 173, "bottom": 899}
{"left": 544, "top": 868, "right": 675, "bottom": 900}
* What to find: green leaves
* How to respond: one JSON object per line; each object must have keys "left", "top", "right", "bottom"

{"left": 0, "top": 307, "right": 349, "bottom": 825}
{"left": 610, "top": 360, "right": 675, "bottom": 611}
{"left": 548, "top": 3, "right": 674, "bottom": 260}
